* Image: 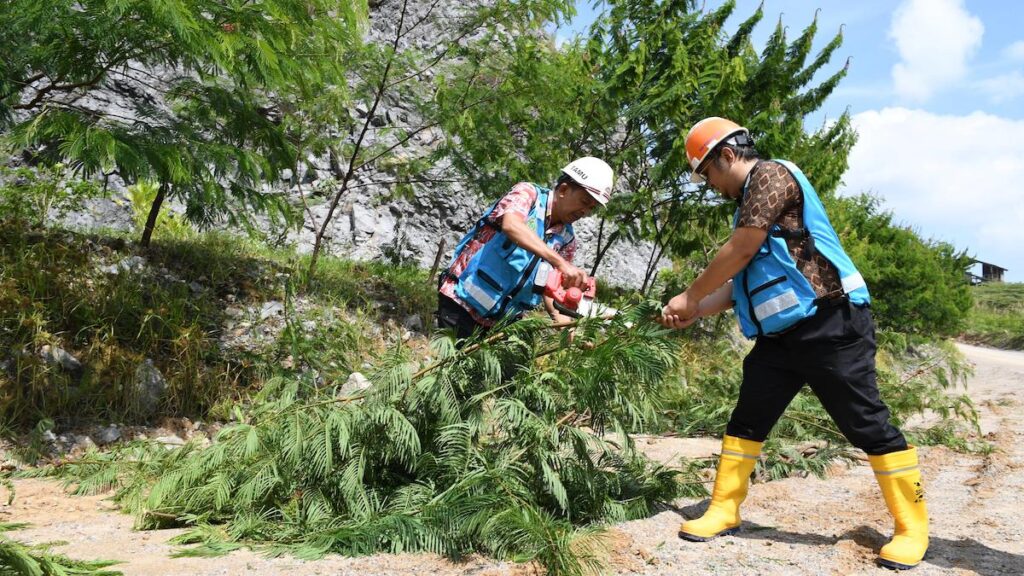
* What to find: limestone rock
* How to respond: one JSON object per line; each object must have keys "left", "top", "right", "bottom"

{"left": 133, "top": 359, "right": 167, "bottom": 416}
{"left": 339, "top": 372, "right": 372, "bottom": 397}
{"left": 39, "top": 345, "right": 82, "bottom": 374}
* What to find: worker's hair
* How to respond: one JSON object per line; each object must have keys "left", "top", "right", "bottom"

{"left": 712, "top": 142, "right": 760, "bottom": 164}
{"left": 556, "top": 172, "right": 580, "bottom": 191}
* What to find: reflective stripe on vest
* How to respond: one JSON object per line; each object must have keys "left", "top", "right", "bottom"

{"left": 732, "top": 160, "right": 870, "bottom": 338}
{"left": 453, "top": 184, "right": 573, "bottom": 319}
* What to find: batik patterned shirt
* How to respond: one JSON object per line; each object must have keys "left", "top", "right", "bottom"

{"left": 736, "top": 161, "right": 843, "bottom": 298}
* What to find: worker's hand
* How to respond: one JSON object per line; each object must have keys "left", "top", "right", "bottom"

{"left": 556, "top": 261, "right": 587, "bottom": 289}
{"left": 550, "top": 312, "right": 576, "bottom": 343}
{"left": 658, "top": 291, "right": 699, "bottom": 329}
{"left": 549, "top": 312, "right": 574, "bottom": 327}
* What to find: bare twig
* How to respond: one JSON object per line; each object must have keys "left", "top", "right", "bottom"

{"left": 782, "top": 413, "right": 842, "bottom": 437}
{"left": 14, "top": 48, "right": 132, "bottom": 110}
{"left": 308, "top": 0, "right": 410, "bottom": 276}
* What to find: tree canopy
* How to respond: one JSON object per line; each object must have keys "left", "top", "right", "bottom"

{"left": 440, "top": 0, "right": 856, "bottom": 289}
{"left": 1, "top": 0, "right": 367, "bottom": 244}
{"left": 0, "top": 0, "right": 972, "bottom": 332}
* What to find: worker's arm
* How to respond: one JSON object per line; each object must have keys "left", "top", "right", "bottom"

{"left": 697, "top": 282, "right": 736, "bottom": 317}
{"left": 662, "top": 283, "right": 734, "bottom": 329}
{"left": 502, "top": 212, "right": 586, "bottom": 288}
{"left": 659, "top": 226, "right": 766, "bottom": 328}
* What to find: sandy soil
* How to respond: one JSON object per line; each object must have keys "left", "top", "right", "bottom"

{"left": 3, "top": 343, "right": 1022, "bottom": 575}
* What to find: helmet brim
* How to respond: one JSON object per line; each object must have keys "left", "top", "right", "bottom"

{"left": 583, "top": 186, "right": 610, "bottom": 205}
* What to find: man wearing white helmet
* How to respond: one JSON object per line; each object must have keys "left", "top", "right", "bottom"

{"left": 437, "top": 157, "right": 614, "bottom": 339}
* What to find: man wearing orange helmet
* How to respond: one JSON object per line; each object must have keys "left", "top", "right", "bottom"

{"left": 658, "top": 117, "right": 928, "bottom": 570}
{"left": 437, "top": 157, "right": 614, "bottom": 339}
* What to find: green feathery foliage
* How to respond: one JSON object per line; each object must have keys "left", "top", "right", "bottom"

{"left": 0, "top": 523, "right": 122, "bottom": 576}
{"left": 25, "top": 304, "right": 695, "bottom": 575}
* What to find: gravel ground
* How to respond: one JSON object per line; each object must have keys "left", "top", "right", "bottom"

{"left": 4, "top": 343, "right": 1022, "bottom": 575}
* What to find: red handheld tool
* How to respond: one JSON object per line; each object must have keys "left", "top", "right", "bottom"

{"left": 544, "top": 269, "right": 597, "bottom": 317}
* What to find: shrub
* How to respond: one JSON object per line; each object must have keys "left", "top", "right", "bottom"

{"left": 829, "top": 194, "right": 973, "bottom": 336}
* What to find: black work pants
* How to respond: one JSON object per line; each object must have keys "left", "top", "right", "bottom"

{"left": 436, "top": 294, "right": 489, "bottom": 341}
{"left": 726, "top": 301, "right": 908, "bottom": 456}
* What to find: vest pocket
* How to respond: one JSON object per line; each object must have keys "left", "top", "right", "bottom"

{"left": 750, "top": 275, "right": 786, "bottom": 297}
{"left": 753, "top": 288, "right": 800, "bottom": 322}
{"left": 748, "top": 275, "right": 803, "bottom": 327}
{"left": 477, "top": 269, "right": 504, "bottom": 292}
{"left": 460, "top": 276, "right": 500, "bottom": 314}
{"left": 456, "top": 260, "right": 519, "bottom": 318}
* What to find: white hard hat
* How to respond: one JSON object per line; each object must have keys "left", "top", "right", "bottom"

{"left": 561, "top": 157, "right": 614, "bottom": 205}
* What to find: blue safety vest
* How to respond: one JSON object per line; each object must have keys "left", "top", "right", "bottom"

{"left": 449, "top": 184, "right": 573, "bottom": 320}
{"left": 732, "top": 160, "right": 870, "bottom": 338}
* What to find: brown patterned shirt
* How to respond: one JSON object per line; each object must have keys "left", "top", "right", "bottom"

{"left": 736, "top": 161, "right": 842, "bottom": 298}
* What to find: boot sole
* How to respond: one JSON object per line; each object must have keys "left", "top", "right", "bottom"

{"left": 877, "top": 558, "right": 918, "bottom": 570}
{"left": 678, "top": 526, "right": 740, "bottom": 542}
{"left": 877, "top": 550, "right": 926, "bottom": 571}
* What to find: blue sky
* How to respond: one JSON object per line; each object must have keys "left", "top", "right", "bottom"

{"left": 556, "top": 0, "right": 1024, "bottom": 282}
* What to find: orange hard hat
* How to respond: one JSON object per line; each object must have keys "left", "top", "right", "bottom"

{"left": 684, "top": 117, "right": 749, "bottom": 183}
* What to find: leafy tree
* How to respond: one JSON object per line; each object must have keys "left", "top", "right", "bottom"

{"left": 439, "top": 0, "right": 856, "bottom": 290}
{"left": 300, "top": 0, "right": 575, "bottom": 276}
{"left": 0, "top": 0, "right": 365, "bottom": 246}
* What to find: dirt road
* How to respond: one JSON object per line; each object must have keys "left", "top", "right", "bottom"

{"left": 4, "top": 343, "right": 1023, "bottom": 575}
{"left": 609, "top": 344, "right": 1024, "bottom": 575}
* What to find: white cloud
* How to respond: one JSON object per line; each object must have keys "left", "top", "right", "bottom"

{"left": 1004, "top": 40, "right": 1024, "bottom": 62}
{"left": 888, "top": 0, "right": 983, "bottom": 102}
{"left": 842, "top": 107, "right": 1024, "bottom": 281}
{"left": 976, "top": 71, "right": 1024, "bottom": 103}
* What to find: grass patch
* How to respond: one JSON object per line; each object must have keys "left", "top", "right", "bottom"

{"left": 297, "top": 255, "right": 437, "bottom": 325}
{"left": 962, "top": 282, "right": 1024, "bottom": 350}
{"left": 0, "top": 223, "right": 258, "bottom": 427}
{"left": 0, "top": 219, "right": 436, "bottom": 432}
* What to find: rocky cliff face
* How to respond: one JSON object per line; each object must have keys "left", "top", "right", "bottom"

{"left": 48, "top": 0, "right": 668, "bottom": 289}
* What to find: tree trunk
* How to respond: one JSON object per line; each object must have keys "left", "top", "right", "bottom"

{"left": 139, "top": 182, "right": 167, "bottom": 248}
{"left": 589, "top": 217, "right": 606, "bottom": 276}
{"left": 428, "top": 238, "right": 447, "bottom": 286}
{"left": 308, "top": 0, "right": 410, "bottom": 280}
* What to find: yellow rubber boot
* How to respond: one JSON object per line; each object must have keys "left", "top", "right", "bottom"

{"left": 679, "top": 435, "right": 762, "bottom": 541}
{"left": 869, "top": 446, "right": 929, "bottom": 570}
